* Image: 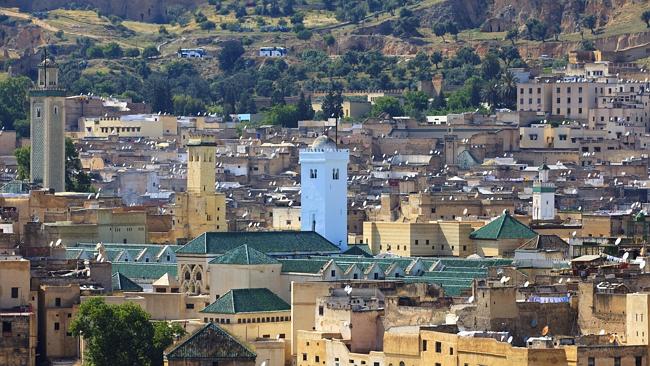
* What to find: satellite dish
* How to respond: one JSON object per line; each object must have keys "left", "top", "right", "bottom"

{"left": 507, "top": 336, "right": 513, "bottom": 344}
{"left": 542, "top": 326, "right": 549, "bottom": 336}
{"left": 523, "top": 281, "right": 530, "bottom": 288}
{"left": 599, "top": 329, "right": 606, "bottom": 335}
{"left": 344, "top": 285, "right": 352, "bottom": 295}
{"left": 615, "top": 237, "right": 622, "bottom": 246}
{"left": 467, "top": 295, "right": 474, "bottom": 303}
{"left": 572, "top": 231, "right": 577, "bottom": 238}
{"left": 55, "top": 239, "right": 62, "bottom": 246}
{"left": 558, "top": 278, "right": 563, "bottom": 284}
{"left": 463, "top": 208, "right": 468, "bottom": 216}
{"left": 623, "top": 252, "right": 630, "bottom": 261}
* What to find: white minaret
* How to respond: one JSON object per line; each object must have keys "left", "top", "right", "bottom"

{"left": 300, "top": 135, "right": 349, "bottom": 251}
{"left": 532, "top": 163, "right": 555, "bottom": 221}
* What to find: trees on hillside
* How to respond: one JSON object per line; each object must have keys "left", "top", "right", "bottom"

{"left": 582, "top": 14, "right": 597, "bottom": 34}
{"left": 218, "top": 40, "right": 245, "bottom": 71}
{"left": 643, "top": 10, "right": 650, "bottom": 28}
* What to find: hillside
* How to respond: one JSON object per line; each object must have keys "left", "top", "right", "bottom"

{"left": 2, "top": 0, "right": 650, "bottom": 128}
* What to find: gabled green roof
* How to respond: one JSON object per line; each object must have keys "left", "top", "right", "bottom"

{"left": 111, "top": 272, "right": 143, "bottom": 292}
{"left": 201, "top": 288, "right": 290, "bottom": 314}
{"left": 209, "top": 245, "right": 280, "bottom": 265}
{"left": 176, "top": 231, "right": 340, "bottom": 255}
{"left": 111, "top": 263, "right": 177, "bottom": 281}
{"left": 469, "top": 212, "right": 537, "bottom": 240}
{"left": 342, "top": 245, "right": 373, "bottom": 257}
{"left": 279, "top": 259, "right": 328, "bottom": 274}
{"left": 165, "top": 323, "right": 256, "bottom": 361}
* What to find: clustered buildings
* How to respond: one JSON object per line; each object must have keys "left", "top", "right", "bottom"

{"left": 3, "top": 51, "right": 650, "bottom": 365}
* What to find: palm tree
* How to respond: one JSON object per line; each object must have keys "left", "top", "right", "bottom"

{"left": 498, "top": 71, "right": 518, "bottom": 109}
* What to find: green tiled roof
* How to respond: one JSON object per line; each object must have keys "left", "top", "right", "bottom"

{"left": 111, "top": 263, "right": 177, "bottom": 281}
{"left": 342, "top": 245, "right": 373, "bottom": 257}
{"left": 111, "top": 272, "right": 143, "bottom": 292}
{"left": 165, "top": 322, "right": 256, "bottom": 361}
{"left": 201, "top": 288, "right": 290, "bottom": 314}
{"left": 209, "top": 245, "right": 280, "bottom": 265}
{"left": 176, "top": 231, "right": 340, "bottom": 255}
{"left": 469, "top": 212, "right": 537, "bottom": 240}
{"left": 279, "top": 259, "right": 328, "bottom": 274}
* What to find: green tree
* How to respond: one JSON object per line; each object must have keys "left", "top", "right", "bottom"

{"left": 525, "top": 19, "right": 547, "bottom": 42}
{"left": 65, "top": 138, "right": 93, "bottom": 192}
{"left": 218, "top": 40, "right": 245, "bottom": 71}
{"left": 125, "top": 48, "right": 140, "bottom": 58}
{"left": 430, "top": 90, "right": 446, "bottom": 111}
{"left": 172, "top": 94, "right": 205, "bottom": 115}
{"left": 430, "top": 51, "right": 443, "bottom": 69}
{"left": 86, "top": 46, "right": 104, "bottom": 59}
{"left": 432, "top": 22, "right": 446, "bottom": 42}
{"left": 264, "top": 104, "right": 299, "bottom": 127}
{"left": 393, "top": 7, "right": 419, "bottom": 37}
{"left": 0, "top": 76, "right": 30, "bottom": 130}
{"left": 481, "top": 52, "right": 501, "bottom": 80}
{"left": 70, "top": 297, "right": 184, "bottom": 366}
{"left": 14, "top": 146, "right": 30, "bottom": 180}
{"left": 103, "top": 42, "right": 123, "bottom": 58}
{"left": 582, "top": 14, "right": 597, "bottom": 34}
{"left": 642, "top": 10, "right": 650, "bottom": 28}
{"left": 505, "top": 28, "right": 519, "bottom": 45}
{"left": 321, "top": 88, "right": 343, "bottom": 119}
{"left": 404, "top": 90, "right": 429, "bottom": 117}
{"left": 145, "top": 76, "right": 173, "bottom": 114}
{"left": 296, "top": 92, "right": 315, "bottom": 120}
{"left": 372, "top": 96, "right": 403, "bottom": 117}
{"left": 142, "top": 46, "right": 160, "bottom": 59}
{"left": 445, "top": 21, "right": 459, "bottom": 41}
{"left": 497, "top": 70, "right": 518, "bottom": 109}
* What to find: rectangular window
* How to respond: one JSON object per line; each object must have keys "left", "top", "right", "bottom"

{"left": 435, "top": 341, "right": 442, "bottom": 353}
{"left": 54, "top": 322, "right": 60, "bottom": 331}
{"left": 614, "top": 357, "right": 621, "bottom": 366}
{"left": 2, "top": 321, "right": 11, "bottom": 334}
{"left": 318, "top": 306, "right": 324, "bottom": 316}
{"left": 588, "top": 357, "right": 595, "bottom": 366}
{"left": 302, "top": 354, "right": 307, "bottom": 361}
{"left": 11, "top": 287, "right": 18, "bottom": 299}
{"left": 422, "top": 340, "right": 427, "bottom": 351}
{"left": 186, "top": 303, "right": 195, "bottom": 310}
{"left": 636, "top": 356, "right": 643, "bottom": 366}
{"left": 55, "top": 298, "right": 61, "bottom": 307}
{"left": 331, "top": 270, "right": 336, "bottom": 277}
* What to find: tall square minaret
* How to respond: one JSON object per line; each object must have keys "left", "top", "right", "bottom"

{"left": 300, "top": 135, "right": 349, "bottom": 250}
{"left": 30, "top": 58, "right": 66, "bottom": 192}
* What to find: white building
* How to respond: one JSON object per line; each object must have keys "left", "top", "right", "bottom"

{"left": 259, "top": 47, "right": 287, "bottom": 57}
{"left": 532, "top": 164, "right": 555, "bottom": 221}
{"left": 299, "top": 136, "right": 349, "bottom": 251}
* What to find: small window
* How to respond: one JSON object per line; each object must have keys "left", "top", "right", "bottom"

{"left": 55, "top": 298, "right": 61, "bottom": 307}
{"left": 11, "top": 287, "right": 18, "bottom": 299}
{"left": 588, "top": 357, "right": 595, "bottom": 366}
{"left": 302, "top": 354, "right": 307, "bottom": 361}
{"left": 2, "top": 321, "right": 11, "bottom": 334}
{"left": 422, "top": 340, "right": 427, "bottom": 351}
{"left": 614, "top": 357, "right": 621, "bottom": 366}
{"left": 318, "top": 306, "right": 324, "bottom": 316}
{"left": 186, "top": 303, "right": 195, "bottom": 310}
{"left": 54, "top": 322, "right": 60, "bottom": 331}
{"left": 435, "top": 341, "right": 442, "bottom": 353}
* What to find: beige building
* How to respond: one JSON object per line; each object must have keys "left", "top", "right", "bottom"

{"left": 201, "top": 288, "right": 290, "bottom": 366}
{"left": 171, "top": 135, "right": 227, "bottom": 243}
{"left": 37, "top": 284, "right": 80, "bottom": 361}
{"left": 362, "top": 221, "right": 481, "bottom": 257}
{"left": 43, "top": 207, "right": 148, "bottom": 245}
{"left": 0, "top": 256, "right": 37, "bottom": 366}
{"left": 81, "top": 114, "right": 177, "bottom": 138}
{"left": 272, "top": 207, "right": 301, "bottom": 231}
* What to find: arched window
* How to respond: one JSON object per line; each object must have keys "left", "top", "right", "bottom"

{"left": 332, "top": 168, "right": 339, "bottom": 180}
{"left": 184, "top": 271, "right": 191, "bottom": 280}
{"left": 313, "top": 169, "right": 317, "bottom": 178}
{"left": 36, "top": 108, "right": 41, "bottom": 118}
{"left": 196, "top": 271, "right": 202, "bottom": 281}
